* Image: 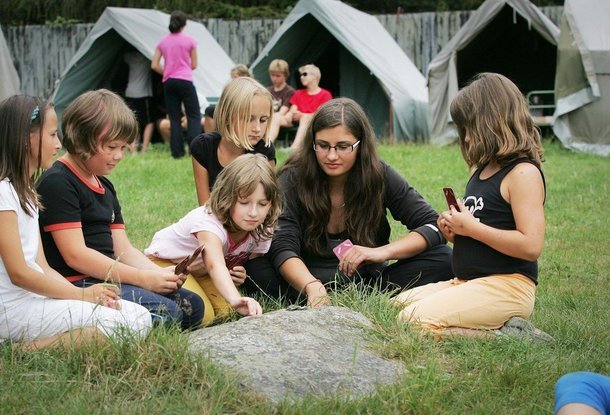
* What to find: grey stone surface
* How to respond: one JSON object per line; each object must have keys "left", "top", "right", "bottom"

{"left": 188, "top": 306, "right": 405, "bottom": 402}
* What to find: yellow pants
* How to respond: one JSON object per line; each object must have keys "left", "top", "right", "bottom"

{"left": 392, "top": 273, "right": 536, "bottom": 331}
{"left": 150, "top": 258, "right": 231, "bottom": 327}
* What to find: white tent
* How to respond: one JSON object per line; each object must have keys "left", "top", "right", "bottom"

{"left": 250, "top": 0, "right": 429, "bottom": 142}
{"left": 427, "top": 0, "right": 559, "bottom": 144}
{"left": 0, "top": 24, "right": 20, "bottom": 101}
{"left": 553, "top": 0, "right": 610, "bottom": 156}
{"left": 52, "top": 7, "right": 234, "bottom": 118}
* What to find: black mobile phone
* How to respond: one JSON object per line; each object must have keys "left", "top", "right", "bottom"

{"left": 443, "top": 187, "right": 460, "bottom": 211}
{"left": 174, "top": 244, "right": 205, "bottom": 275}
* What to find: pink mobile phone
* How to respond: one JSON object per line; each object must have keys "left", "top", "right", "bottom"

{"left": 443, "top": 187, "right": 460, "bottom": 211}
{"left": 332, "top": 239, "right": 354, "bottom": 260}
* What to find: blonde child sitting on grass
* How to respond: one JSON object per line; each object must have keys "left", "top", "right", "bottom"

{"left": 145, "top": 154, "right": 280, "bottom": 325}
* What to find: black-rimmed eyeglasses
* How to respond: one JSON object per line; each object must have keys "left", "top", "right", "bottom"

{"left": 313, "top": 141, "right": 361, "bottom": 154}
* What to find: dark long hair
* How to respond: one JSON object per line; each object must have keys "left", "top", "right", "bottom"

{"left": 0, "top": 95, "right": 49, "bottom": 216}
{"left": 169, "top": 11, "right": 187, "bottom": 33}
{"left": 279, "top": 98, "right": 385, "bottom": 255}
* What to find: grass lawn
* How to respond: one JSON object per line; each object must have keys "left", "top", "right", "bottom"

{"left": 1, "top": 139, "right": 608, "bottom": 414}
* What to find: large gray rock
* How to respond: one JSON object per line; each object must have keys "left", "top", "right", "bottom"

{"left": 188, "top": 306, "right": 405, "bottom": 402}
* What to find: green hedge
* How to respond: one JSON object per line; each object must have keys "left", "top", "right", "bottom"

{"left": 0, "top": 0, "right": 563, "bottom": 25}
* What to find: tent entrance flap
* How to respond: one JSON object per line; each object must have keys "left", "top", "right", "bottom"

{"left": 52, "top": 7, "right": 235, "bottom": 120}
{"left": 456, "top": 5, "right": 557, "bottom": 93}
{"left": 314, "top": 36, "right": 341, "bottom": 98}
{"left": 339, "top": 48, "right": 389, "bottom": 138}
{"left": 250, "top": 0, "right": 428, "bottom": 142}
{"left": 553, "top": 0, "right": 610, "bottom": 156}
{"left": 53, "top": 30, "right": 124, "bottom": 117}
{"left": 278, "top": 15, "right": 334, "bottom": 80}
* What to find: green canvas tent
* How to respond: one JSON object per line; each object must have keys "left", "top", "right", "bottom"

{"left": 0, "top": 24, "right": 20, "bottom": 101}
{"left": 52, "top": 7, "right": 234, "bottom": 119}
{"left": 427, "top": 0, "right": 559, "bottom": 144}
{"left": 250, "top": 0, "right": 429, "bottom": 142}
{"left": 553, "top": 0, "right": 610, "bottom": 156}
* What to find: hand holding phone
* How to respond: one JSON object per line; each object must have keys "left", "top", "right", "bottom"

{"left": 443, "top": 187, "right": 460, "bottom": 211}
{"left": 174, "top": 244, "right": 205, "bottom": 275}
{"left": 332, "top": 239, "right": 354, "bottom": 260}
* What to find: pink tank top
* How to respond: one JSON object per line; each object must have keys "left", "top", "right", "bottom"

{"left": 156, "top": 32, "right": 197, "bottom": 83}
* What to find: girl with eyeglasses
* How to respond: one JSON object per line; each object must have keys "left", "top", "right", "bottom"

{"left": 243, "top": 98, "right": 453, "bottom": 307}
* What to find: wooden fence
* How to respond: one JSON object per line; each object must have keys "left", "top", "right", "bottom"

{"left": 2, "top": 7, "right": 562, "bottom": 98}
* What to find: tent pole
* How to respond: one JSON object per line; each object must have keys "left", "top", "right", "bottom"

{"left": 388, "top": 101, "right": 395, "bottom": 143}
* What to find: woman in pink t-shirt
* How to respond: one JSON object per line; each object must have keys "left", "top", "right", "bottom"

{"left": 151, "top": 10, "right": 201, "bottom": 159}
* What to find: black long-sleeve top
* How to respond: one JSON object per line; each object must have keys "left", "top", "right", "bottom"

{"left": 269, "top": 161, "right": 446, "bottom": 271}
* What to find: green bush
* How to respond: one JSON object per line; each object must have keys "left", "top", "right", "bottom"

{"left": 0, "top": 0, "right": 564, "bottom": 25}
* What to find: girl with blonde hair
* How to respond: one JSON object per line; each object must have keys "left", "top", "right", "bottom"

{"left": 190, "top": 77, "right": 276, "bottom": 206}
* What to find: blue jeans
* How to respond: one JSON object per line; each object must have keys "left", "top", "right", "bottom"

{"left": 73, "top": 278, "right": 204, "bottom": 330}
{"left": 163, "top": 78, "right": 201, "bottom": 158}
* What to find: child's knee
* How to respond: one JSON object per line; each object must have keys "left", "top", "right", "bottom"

{"left": 392, "top": 290, "right": 414, "bottom": 306}
{"left": 396, "top": 302, "right": 451, "bottom": 331}
{"left": 187, "top": 288, "right": 215, "bottom": 327}
{"left": 397, "top": 305, "right": 416, "bottom": 323}
{"left": 203, "top": 286, "right": 231, "bottom": 318}
{"left": 397, "top": 303, "right": 427, "bottom": 324}
{"left": 181, "top": 291, "right": 205, "bottom": 323}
